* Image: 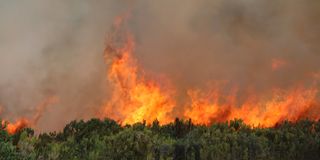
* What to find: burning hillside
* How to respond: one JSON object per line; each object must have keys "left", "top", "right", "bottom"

{"left": 96, "top": 14, "right": 320, "bottom": 128}
{"left": 1, "top": 1, "right": 320, "bottom": 134}
{"left": 100, "top": 15, "right": 175, "bottom": 125}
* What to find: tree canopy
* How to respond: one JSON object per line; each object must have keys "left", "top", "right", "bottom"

{"left": 1, "top": 118, "right": 320, "bottom": 160}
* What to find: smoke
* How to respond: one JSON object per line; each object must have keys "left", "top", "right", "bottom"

{"left": 133, "top": 0, "right": 319, "bottom": 83}
{"left": 0, "top": 0, "right": 129, "bottom": 132}
{"left": 129, "top": 0, "right": 320, "bottom": 111}
{"left": 1, "top": 0, "right": 320, "bottom": 131}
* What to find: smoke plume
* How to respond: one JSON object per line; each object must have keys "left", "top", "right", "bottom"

{"left": 0, "top": 0, "right": 319, "bottom": 131}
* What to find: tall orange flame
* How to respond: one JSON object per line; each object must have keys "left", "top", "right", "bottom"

{"left": 101, "top": 16, "right": 175, "bottom": 125}
{"left": 99, "top": 15, "right": 320, "bottom": 127}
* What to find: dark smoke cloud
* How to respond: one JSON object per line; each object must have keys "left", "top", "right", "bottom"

{"left": 0, "top": 0, "right": 320, "bottom": 131}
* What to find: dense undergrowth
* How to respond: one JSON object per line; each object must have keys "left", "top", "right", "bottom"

{"left": 1, "top": 118, "right": 320, "bottom": 160}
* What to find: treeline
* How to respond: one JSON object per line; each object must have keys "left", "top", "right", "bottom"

{"left": 1, "top": 118, "right": 320, "bottom": 160}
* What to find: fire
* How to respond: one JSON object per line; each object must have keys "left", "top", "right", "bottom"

{"left": 101, "top": 16, "right": 175, "bottom": 125}
{"left": 184, "top": 85, "right": 319, "bottom": 127}
{"left": 3, "top": 119, "right": 30, "bottom": 135}
{"left": 0, "top": 96, "right": 59, "bottom": 134}
{"left": 99, "top": 15, "right": 320, "bottom": 127}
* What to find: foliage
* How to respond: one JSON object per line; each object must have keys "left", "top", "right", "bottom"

{"left": 0, "top": 118, "right": 320, "bottom": 160}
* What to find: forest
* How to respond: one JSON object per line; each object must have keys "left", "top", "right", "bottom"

{"left": 1, "top": 118, "right": 320, "bottom": 160}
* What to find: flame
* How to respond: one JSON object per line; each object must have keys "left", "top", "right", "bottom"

{"left": 0, "top": 96, "right": 59, "bottom": 134}
{"left": 99, "top": 15, "right": 320, "bottom": 127}
{"left": 3, "top": 119, "right": 30, "bottom": 135}
{"left": 100, "top": 17, "right": 175, "bottom": 125}
{"left": 184, "top": 85, "right": 319, "bottom": 127}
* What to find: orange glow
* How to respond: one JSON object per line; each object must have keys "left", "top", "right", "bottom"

{"left": 100, "top": 18, "right": 175, "bottom": 125}
{"left": 99, "top": 15, "right": 320, "bottom": 127}
{"left": 4, "top": 119, "right": 30, "bottom": 134}
{"left": 184, "top": 85, "right": 319, "bottom": 127}
{"left": 0, "top": 96, "right": 59, "bottom": 134}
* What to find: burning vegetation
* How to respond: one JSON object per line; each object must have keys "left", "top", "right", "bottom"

{"left": 1, "top": 1, "right": 320, "bottom": 159}
{"left": 3, "top": 12, "right": 320, "bottom": 135}
{"left": 97, "top": 14, "right": 320, "bottom": 128}
{"left": 2, "top": 119, "right": 29, "bottom": 135}
{"left": 0, "top": 96, "right": 58, "bottom": 134}
{"left": 100, "top": 15, "right": 175, "bottom": 125}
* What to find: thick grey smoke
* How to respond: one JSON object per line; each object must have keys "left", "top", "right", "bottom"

{"left": 0, "top": 0, "right": 319, "bottom": 131}
{"left": 0, "top": 0, "right": 129, "bottom": 131}
{"left": 131, "top": 0, "right": 320, "bottom": 87}
{"left": 130, "top": 0, "right": 320, "bottom": 110}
